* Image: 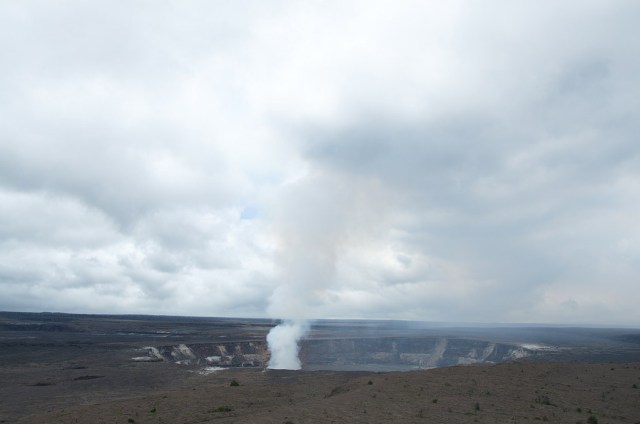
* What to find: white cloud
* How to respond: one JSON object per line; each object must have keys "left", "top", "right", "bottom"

{"left": 0, "top": 1, "right": 639, "bottom": 325}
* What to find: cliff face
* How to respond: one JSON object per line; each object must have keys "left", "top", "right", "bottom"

{"left": 135, "top": 341, "right": 269, "bottom": 367}
{"left": 299, "top": 337, "right": 533, "bottom": 370}
{"left": 140, "top": 336, "right": 534, "bottom": 370}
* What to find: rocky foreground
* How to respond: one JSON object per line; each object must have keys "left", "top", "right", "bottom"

{"left": 4, "top": 361, "right": 640, "bottom": 423}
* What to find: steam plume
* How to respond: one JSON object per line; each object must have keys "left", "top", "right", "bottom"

{"left": 266, "top": 320, "right": 310, "bottom": 369}
{"left": 265, "top": 172, "right": 345, "bottom": 369}
{"left": 265, "top": 172, "right": 388, "bottom": 369}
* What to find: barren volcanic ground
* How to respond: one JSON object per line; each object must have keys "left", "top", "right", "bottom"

{"left": 1, "top": 312, "right": 640, "bottom": 423}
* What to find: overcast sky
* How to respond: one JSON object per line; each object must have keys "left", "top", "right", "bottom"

{"left": 1, "top": 1, "right": 639, "bottom": 325}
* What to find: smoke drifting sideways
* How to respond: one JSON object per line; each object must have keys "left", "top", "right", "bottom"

{"left": 265, "top": 172, "right": 390, "bottom": 370}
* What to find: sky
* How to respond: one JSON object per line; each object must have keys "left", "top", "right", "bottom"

{"left": 0, "top": 1, "right": 639, "bottom": 326}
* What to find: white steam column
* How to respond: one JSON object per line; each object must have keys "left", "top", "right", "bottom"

{"left": 265, "top": 172, "right": 382, "bottom": 369}
{"left": 266, "top": 320, "right": 309, "bottom": 369}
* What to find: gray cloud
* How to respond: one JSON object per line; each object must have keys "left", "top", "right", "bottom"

{"left": 0, "top": 1, "right": 638, "bottom": 324}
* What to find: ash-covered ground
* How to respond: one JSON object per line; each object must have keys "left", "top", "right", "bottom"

{"left": 1, "top": 312, "right": 639, "bottom": 423}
